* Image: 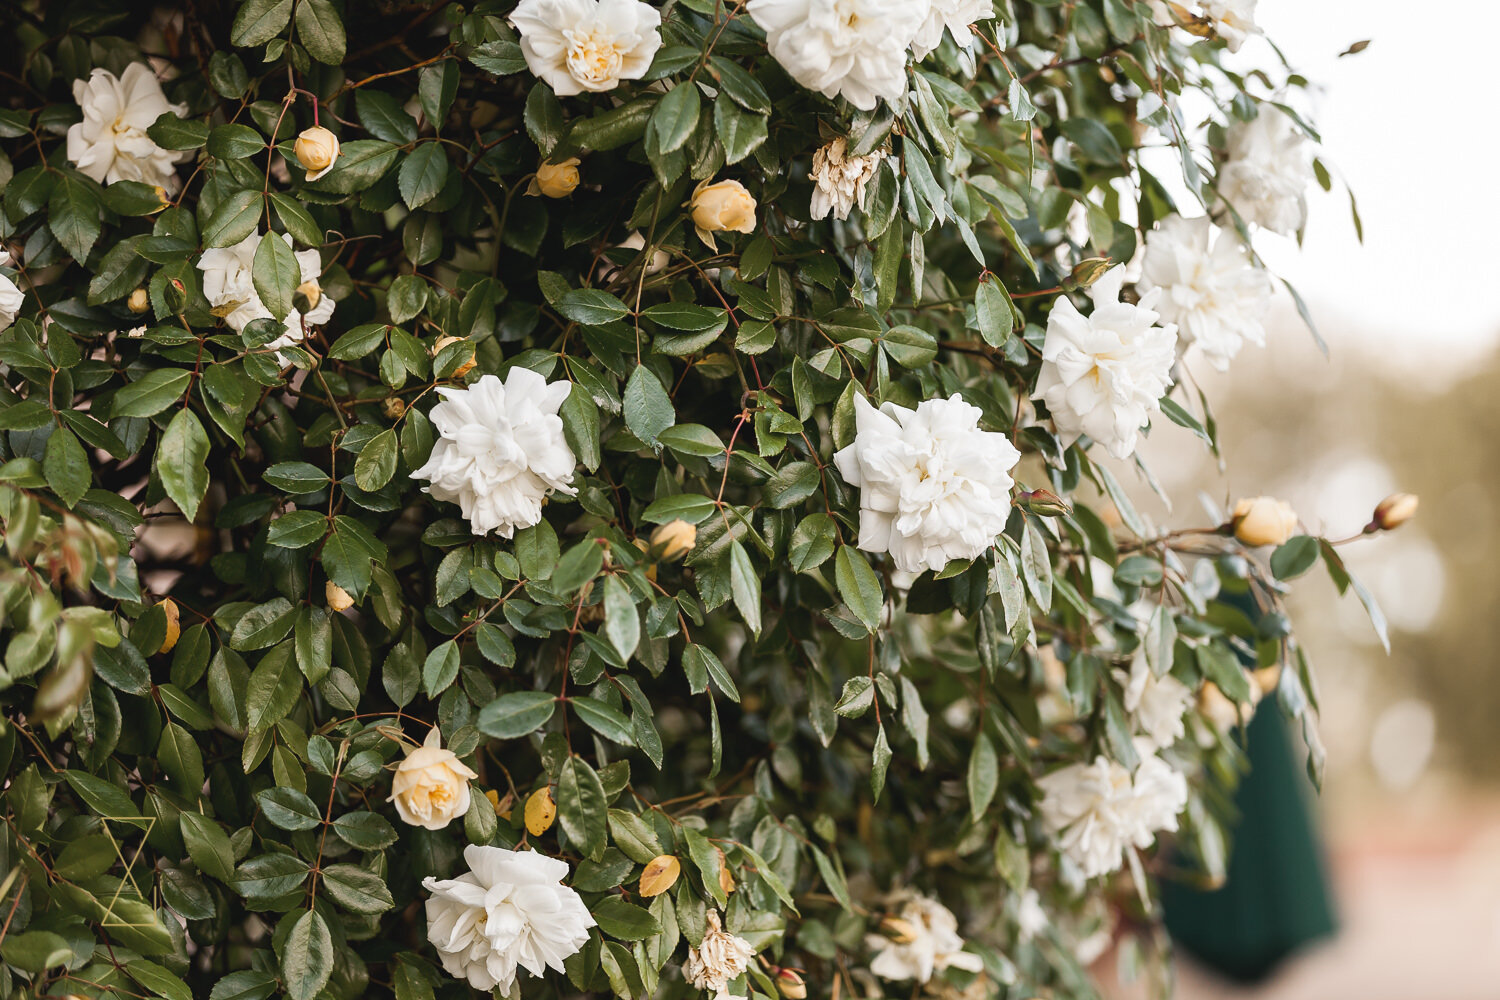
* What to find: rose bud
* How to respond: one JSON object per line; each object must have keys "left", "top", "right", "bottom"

{"left": 690, "top": 179, "right": 757, "bottom": 247}
{"left": 530, "top": 157, "right": 581, "bottom": 198}
{"left": 1371, "top": 493, "right": 1418, "bottom": 532}
{"left": 879, "top": 916, "right": 919, "bottom": 944}
{"left": 127, "top": 287, "right": 151, "bottom": 313}
{"left": 1064, "top": 256, "right": 1115, "bottom": 290}
{"left": 326, "top": 581, "right": 355, "bottom": 611}
{"left": 294, "top": 125, "right": 340, "bottom": 181}
{"left": 1015, "top": 488, "right": 1072, "bottom": 517}
{"left": 775, "top": 970, "right": 808, "bottom": 999}
{"left": 650, "top": 519, "right": 697, "bottom": 560}
{"left": 294, "top": 280, "right": 321, "bottom": 312}
{"left": 1230, "top": 496, "right": 1297, "bottom": 548}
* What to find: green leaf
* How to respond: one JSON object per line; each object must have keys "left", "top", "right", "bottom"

{"left": 201, "top": 189, "right": 261, "bottom": 249}
{"left": 158, "top": 722, "right": 206, "bottom": 793}
{"left": 592, "top": 897, "right": 662, "bottom": 941}
{"left": 0, "top": 931, "right": 72, "bottom": 973}
{"left": 422, "top": 640, "right": 461, "bottom": 696}
{"left": 321, "top": 864, "right": 395, "bottom": 913}
{"left": 640, "top": 493, "right": 717, "bottom": 524}
{"left": 398, "top": 142, "right": 449, "bottom": 210}
{"left": 975, "top": 276, "right": 1019, "bottom": 346}
{"left": 967, "top": 730, "right": 998, "bottom": 820}
{"left": 208, "top": 123, "right": 265, "bottom": 160}
{"left": 43, "top": 426, "right": 90, "bottom": 507}
{"left": 835, "top": 546, "right": 883, "bottom": 632}
{"left": 602, "top": 576, "right": 640, "bottom": 660}
{"left": 313, "top": 140, "right": 399, "bottom": 194}
{"left": 148, "top": 113, "right": 210, "bottom": 150}
{"left": 65, "top": 769, "right": 140, "bottom": 818}
{"left": 252, "top": 230, "right": 297, "bottom": 322}
{"left": 623, "top": 366, "right": 675, "bottom": 449}
{"left": 113, "top": 369, "right": 192, "bottom": 418}
{"left": 477, "top": 690, "right": 557, "bottom": 739}
{"left": 728, "top": 539, "right": 761, "bottom": 635}
{"left": 557, "top": 756, "right": 607, "bottom": 858}
{"left": 789, "top": 513, "right": 837, "bottom": 572}
{"left": 646, "top": 83, "right": 700, "bottom": 156}
{"left": 283, "top": 910, "right": 334, "bottom": 1000}
{"left": 333, "top": 811, "right": 399, "bottom": 850}
{"left": 231, "top": 0, "right": 293, "bottom": 45}
{"left": 181, "top": 812, "right": 235, "bottom": 882}
{"left": 558, "top": 288, "right": 629, "bottom": 325}
{"left": 552, "top": 538, "right": 606, "bottom": 594}
{"left": 232, "top": 852, "right": 309, "bottom": 900}
{"left": 257, "top": 786, "right": 322, "bottom": 831}
{"left": 572, "top": 695, "right": 635, "bottom": 746}
{"left": 245, "top": 643, "right": 302, "bottom": 732}
{"left": 1270, "top": 535, "right": 1320, "bottom": 581}
{"left": 128, "top": 960, "right": 193, "bottom": 1000}
{"left": 295, "top": 0, "right": 347, "bottom": 63}
{"left": 49, "top": 171, "right": 102, "bottom": 262}
{"left": 354, "top": 428, "right": 399, "bottom": 490}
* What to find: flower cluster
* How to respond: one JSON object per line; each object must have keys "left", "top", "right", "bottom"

{"left": 1037, "top": 746, "right": 1190, "bottom": 880}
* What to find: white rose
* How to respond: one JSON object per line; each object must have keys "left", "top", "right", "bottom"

{"left": 423, "top": 846, "right": 595, "bottom": 993}
{"left": 410, "top": 369, "right": 578, "bottom": 538}
{"left": 0, "top": 274, "right": 24, "bottom": 331}
{"left": 684, "top": 909, "right": 756, "bottom": 1000}
{"left": 833, "top": 393, "right": 1021, "bottom": 580}
{"left": 197, "top": 232, "right": 335, "bottom": 361}
{"left": 1137, "top": 214, "right": 1273, "bottom": 371}
{"left": 866, "top": 891, "right": 983, "bottom": 984}
{"left": 388, "top": 728, "right": 477, "bottom": 830}
{"left": 1217, "top": 105, "right": 1315, "bottom": 235}
{"left": 1031, "top": 266, "right": 1177, "bottom": 461}
{"left": 809, "top": 138, "right": 887, "bottom": 222}
{"left": 910, "top": 0, "right": 993, "bottom": 60}
{"left": 1117, "top": 654, "right": 1193, "bottom": 752}
{"left": 67, "top": 63, "right": 189, "bottom": 190}
{"left": 1205, "top": 0, "right": 1260, "bottom": 52}
{"left": 746, "top": 0, "right": 927, "bottom": 111}
{"left": 1037, "top": 745, "right": 1187, "bottom": 880}
{"left": 510, "top": 0, "right": 662, "bottom": 96}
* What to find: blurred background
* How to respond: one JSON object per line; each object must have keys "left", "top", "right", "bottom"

{"left": 1130, "top": 0, "right": 1500, "bottom": 996}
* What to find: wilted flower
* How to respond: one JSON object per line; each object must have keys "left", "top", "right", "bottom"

{"left": 423, "top": 846, "right": 595, "bottom": 992}
{"left": 294, "top": 125, "right": 340, "bottom": 180}
{"left": 691, "top": 179, "right": 757, "bottom": 247}
{"left": 1217, "top": 105, "right": 1315, "bottom": 235}
{"left": 67, "top": 64, "right": 188, "bottom": 190}
{"left": 1372, "top": 492, "right": 1419, "bottom": 531}
{"left": 510, "top": 0, "right": 662, "bottom": 95}
{"left": 389, "top": 727, "right": 477, "bottom": 831}
{"left": 1032, "top": 267, "right": 1178, "bottom": 461}
{"left": 1137, "top": 215, "right": 1273, "bottom": 371}
{"left": 808, "top": 138, "right": 887, "bottom": 222}
{"left": 531, "top": 157, "right": 581, "bottom": 198}
{"left": 1117, "top": 654, "right": 1193, "bottom": 751}
{"left": 866, "top": 891, "right": 983, "bottom": 983}
{"left": 1036, "top": 744, "right": 1188, "bottom": 879}
{"left": 833, "top": 393, "right": 1021, "bottom": 580}
{"left": 746, "top": 0, "right": 927, "bottom": 111}
{"left": 910, "top": 0, "right": 994, "bottom": 59}
{"left": 196, "top": 232, "right": 336, "bottom": 360}
{"left": 409, "top": 370, "right": 578, "bottom": 538}
{"left": 1231, "top": 496, "right": 1297, "bottom": 547}
{"left": 0, "top": 274, "right": 24, "bottom": 331}
{"left": 685, "top": 909, "right": 756, "bottom": 1000}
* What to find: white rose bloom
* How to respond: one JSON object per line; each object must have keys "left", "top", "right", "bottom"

{"left": 196, "top": 232, "right": 336, "bottom": 361}
{"left": 1037, "top": 746, "right": 1188, "bottom": 880}
{"left": 1205, "top": 0, "right": 1260, "bottom": 52}
{"left": 1031, "top": 267, "right": 1177, "bottom": 462}
{"left": 1217, "top": 106, "right": 1315, "bottom": 235}
{"left": 410, "top": 370, "right": 578, "bottom": 538}
{"left": 67, "top": 64, "right": 189, "bottom": 190}
{"left": 746, "top": 0, "right": 927, "bottom": 111}
{"left": 833, "top": 393, "right": 1021, "bottom": 580}
{"left": 910, "top": 0, "right": 993, "bottom": 60}
{"left": 1116, "top": 654, "right": 1193, "bottom": 752}
{"left": 684, "top": 910, "right": 756, "bottom": 1000}
{"left": 1137, "top": 215, "right": 1273, "bottom": 371}
{"left": 0, "top": 274, "right": 24, "bottom": 331}
{"left": 509, "top": 0, "right": 662, "bottom": 96}
{"left": 423, "top": 846, "right": 595, "bottom": 993}
{"left": 388, "top": 727, "right": 478, "bottom": 831}
{"left": 809, "top": 138, "right": 888, "bottom": 222}
{"left": 1016, "top": 888, "right": 1047, "bottom": 942}
{"left": 867, "top": 891, "right": 983, "bottom": 984}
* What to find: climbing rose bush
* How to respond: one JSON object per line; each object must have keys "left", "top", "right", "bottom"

{"left": 0, "top": 1, "right": 1394, "bottom": 999}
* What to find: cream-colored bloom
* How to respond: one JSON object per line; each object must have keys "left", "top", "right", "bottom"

{"left": 746, "top": 0, "right": 927, "bottom": 111}
{"left": 1205, "top": 0, "right": 1260, "bottom": 52}
{"left": 389, "top": 727, "right": 477, "bottom": 830}
{"left": 834, "top": 393, "right": 1020, "bottom": 581}
{"left": 867, "top": 891, "right": 983, "bottom": 983}
{"left": 691, "top": 179, "right": 757, "bottom": 247}
{"left": 1016, "top": 888, "right": 1047, "bottom": 942}
{"left": 1137, "top": 215, "right": 1272, "bottom": 371}
{"left": 196, "top": 232, "right": 336, "bottom": 360}
{"left": 1218, "top": 106, "right": 1315, "bottom": 235}
{"left": 294, "top": 126, "right": 340, "bottom": 181}
{"left": 1032, "top": 267, "right": 1177, "bottom": 461}
{"left": 1117, "top": 654, "right": 1193, "bottom": 752}
{"left": 531, "top": 157, "right": 581, "bottom": 198}
{"left": 1373, "top": 493, "right": 1419, "bottom": 531}
{"left": 409, "top": 370, "right": 578, "bottom": 538}
{"left": 910, "top": 0, "right": 993, "bottom": 59}
{"left": 685, "top": 910, "right": 755, "bottom": 1000}
{"left": 0, "top": 274, "right": 24, "bottom": 331}
{"left": 809, "top": 138, "right": 887, "bottom": 221}
{"left": 1231, "top": 496, "right": 1297, "bottom": 547}
{"left": 67, "top": 64, "right": 188, "bottom": 190}
{"left": 423, "top": 846, "right": 595, "bottom": 993}
{"left": 1036, "top": 745, "right": 1188, "bottom": 879}
{"left": 510, "top": 0, "right": 662, "bottom": 96}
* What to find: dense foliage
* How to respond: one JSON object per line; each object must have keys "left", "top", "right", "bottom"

{"left": 0, "top": 1, "right": 1396, "bottom": 999}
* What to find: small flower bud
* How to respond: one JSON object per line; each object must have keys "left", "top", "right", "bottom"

{"left": 433, "top": 335, "right": 476, "bottom": 378}
{"left": 650, "top": 519, "right": 697, "bottom": 561}
{"left": 531, "top": 157, "right": 581, "bottom": 198}
{"left": 295, "top": 280, "right": 321, "bottom": 311}
{"left": 1371, "top": 493, "right": 1418, "bottom": 532}
{"left": 775, "top": 970, "right": 808, "bottom": 1000}
{"left": 158, "top": 598, "right": 180, "bottom": 654}
{"left": 1064, "top": 257, "right": 1115, "bottom": 290}
{"left": 127, "top": 288, "right": 151, "bottom": 314}
{"left": 639, "top": 854, "right": 682, "bottom": 897}
{"left": 524, "top": 786, "right": 557, "bottom": 836}
{"left": 326, "top": 581, "right": 354, "bottom": 612}
{"left": 163, "top": 277, "right": 188, "bottom": 313}
{"left": 382, "top": 396, "right": 407, "bottom": 419}
{"left": 1230, "top": 496, "right": 1298, "bottom": 548}
{"left": 690, "top": 179, "right": 757, "bottom": 247}
{"left": 1014, "top": 488, "right": 1071, "bottom": 517}
{"left": 294, "top": 125, "right": 340, "bottom": 180}
{"left": 879, "top": 916, "right": 919, "bottom": 944}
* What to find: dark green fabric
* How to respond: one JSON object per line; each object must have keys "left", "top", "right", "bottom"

{"left": 1162, "top": 706, "right": 1337, "bottom": 981}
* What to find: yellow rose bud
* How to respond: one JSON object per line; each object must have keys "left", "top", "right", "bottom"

{"left": 690, "top": 178, "right": 757, "bottom": 247}
{"left": 127, "top": 288, "right": 151, "bottom": 314}
{"left": 649, "top": 519, "right": 697, "bottom": 561}
{"left": 775, "top": 970, "right": 808, "bottom": 1000}
{"left": 433, "top": 334, "right": 476, "bottom": 378}
{"left": 1231, "top": 496, "right": 1298, "bottom": 548}
{"left": 531, "top": 157, "right": 581, "bottom": 199}
{"left": 1371, "top": 492, "right": 1418, "bottom": 532}
{"left": 880, "top": 916, "right": 919, "bottom": 944}
{"left": 382, "top": 396, "right": 407, "bottom": 419}
{"left": 638, "top": 854, "right": 681, "bottom": 897}
{"left": 158, "top": 598, "right": 180, "bottom": 654}
{"left": 295, "top": 280, "right": 321, "bottom": 310}
{"left": 294, "top": 125, "right": 340, "bottom": 181}
{"left": 326, "top": 581, "right": 355, "bottom": 612}
{"left": 1065, "top": 256, "right": 1115, "bottom": 290}
{"left": 388, "top": 728, "right": 478, "bottom": 831}
{"left": 524, "top": 786, "right": 556, "bottom": 836}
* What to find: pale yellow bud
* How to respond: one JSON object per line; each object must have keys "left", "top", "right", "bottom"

{"left": 295, "top": 280, "right": 321, "bottom": 310}
{"left": 326, "top": 581, "right": 354, "bottom": 612}
{"left": 158, "top": 598, "right": 180, "bottom": 654}
{"left": 1231, "top": 496, "right": 1298, "bottom": 548}
{"left": 775, "top": 970, "right": 808, "bottom": 1000}
{"left": 432, "top": 335, "right": 476, "bottom": 378}
{"left": 638, "top": 854, "right": 681, "bottom": 897}
{"left": 382, "top": 396, "right": 407, "bottom": 419}
{"left": 690, "top": 179, "right": 757, "bottom": 246}
{"left": 127, "top": 288, "right": 151, "bottom": 314}
{"left": 880, "top": 916, "right": 919, "bottom": 944}
{"left": 650, "top": 519, "right": 697, "bottom": 561}
{"left": 532, "top": 157, "right": 581, "bottom": 199}
{"left": 294, "top": 126, "right": 340, "bottom": 180}
{"left": 1372, "top": 493, "right": 1418, "bottom": 531}
{"left": 524, "top": 786, "right": 556, "bottom": 836}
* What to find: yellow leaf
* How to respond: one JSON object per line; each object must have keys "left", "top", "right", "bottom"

{"left": 525, "top": 787, "right": 556, "bottom": 836}
{"left": 638, "top": 854, "right": 681, "bottom": 897}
